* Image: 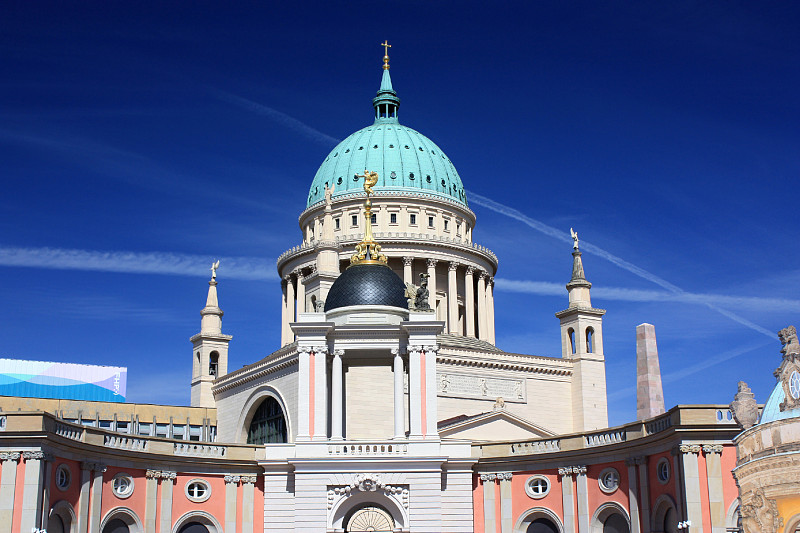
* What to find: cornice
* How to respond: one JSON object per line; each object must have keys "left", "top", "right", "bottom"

{"left": 212, "top": 346, "right": 298, "bottom": 395}
{"left": 436, "top": 351, "right": 572, "bottom": 376}
{"left": 301, "top": 190, "right": 476, "bottom": 223}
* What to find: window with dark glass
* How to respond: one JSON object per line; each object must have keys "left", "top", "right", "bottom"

{"left": 247, "top": 397, "right": 288, "bottom": 444}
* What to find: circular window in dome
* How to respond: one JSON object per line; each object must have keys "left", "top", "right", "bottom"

{"left": 790, "top": 370, "right": 800, "bottom": 400}
{"left": 337, "top": 177, "right": 342, "bottom": 185}
{"left": 419, "top": 147, "right": 424, "bottom": 151}
{"left": 333, "top": 152, "right": 338, "bottom": 157}
{"left": 441, "top": 179, "right": 446, "bottom": 187}
{"left": 345, "top": 149, "right": 350, "bottom": 153}
{"left": 409, "top": 173, "right": 415, "bottom": 180}
{"left": 373, "top": 145, "right": 378, "bottom": 149}
{"left": 404, "top": 145, "right": 409, "bottom": 149}
{"left": 389, "top": 144, "right": 394, "bottom": 148}
{"left": 426, "top": 175, "right": 431, "bottom": 183}
{"left": 390, "top": 171, "right": 396, "bottom": 179}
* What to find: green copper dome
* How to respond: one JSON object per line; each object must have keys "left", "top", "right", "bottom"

{"left": 307, "top": 68, "right": 468, "bottom": 208}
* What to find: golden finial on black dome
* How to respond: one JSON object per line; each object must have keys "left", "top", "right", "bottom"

{"left": 350, "top": 169, "right": 387, "bottom": 266}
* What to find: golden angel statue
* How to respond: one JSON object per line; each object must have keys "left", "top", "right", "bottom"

{"left": 355, "top": 169, "right": 379, "bottom": 196}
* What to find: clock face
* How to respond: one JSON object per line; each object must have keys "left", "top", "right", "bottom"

{"left": 790, "top": 370, "right": 800, "bottom": 400}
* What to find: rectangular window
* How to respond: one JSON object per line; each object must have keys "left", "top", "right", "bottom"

{"left": 444, "top": 220, "right": 449, "bottom": 231}
{"left": 335, "top": 218, "right": 340, "bottom": 230}
{"left": 116, "top": 421, "right": 129, "bottom": 433}
{"left": 410, "top": 214, "right": 417, "bottom": 225}
{"left": 456, "top": 223, "right": 461, "bottom": 235}
{"left": 370, "top": 213, "right": 377, "bottom": 225}
{"left": 352, "top": 215, "right": 358, "bottom": 227}
{"left": 428, "top": 216, "right": 435, "bottom": 228}
{"left": 99, "top": 420, "right": 112, "bottom": 429}
{"left": 189, "top": 425, "right": 202, "bottom": 441}
{"left": 390, "top": 213, "right": 397, "bottom": 224}
{"left": 156, "top": 423, "right": 169, "bottom": 438}
{"left": 138, "top": 422, "right": 152, "bottom": 436}
{"left": 172, "top": 424, "right": 186, "bottom": 438}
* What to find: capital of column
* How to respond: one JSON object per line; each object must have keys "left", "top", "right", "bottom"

{"left": 332, "top": 349, "right": 344, "bottom": 357}
{"left": 22, "top": 451, "right": 46, "bottom": 461}
{"left": 0, "top": 451, "right": 20, "bottom": 462}
{"left": 479, "top": 473, "right": 496, "bottom": 482}
{"left": 626, "top": 456, "right": 646, "bottom": 466}
{"left": 423, "top": 345, "right": 439, "bottom": 355}
{"left": 678, "top": 444, "right": 702, "bottom": 455}
{"left": 426, "top": 258, "right": 438, "bottom": 268}
{"left": 293, "top": 268, "right": 305, "bottom": 280}
{"left": 702, "top": 444, "right": 724, "bottom": 455}
{"left": 283, "top": 274, "right": 293, "bottom": 284}
{"left": 408, "top": 344, "right": 424, "bottom": 356}
{"left": 558, "top": 466, "right": 574, "bottom": 477}
{"left": 297, "top": 346, "right": 313, "bottom": 355}
{"left": 146, "top": 469, "right": 161, "bottom": 479}
{"left": 448, "top": 261, "right": 460, "bottom": 271}
{"left": 224, "top": 474, "right": 241, "bottom": 485}
{"left": 402, "top": 256, "right": 414, "bottom": 267}
{"left": 241, "top": 474, "right": 258, "bottom": 485}
{"left": 487, "top": 276, "right": 495, "bottom": 287}
{"left": 572, "top": 465, "right": 587, "bottom": 475}
{"left": 160, "top": 470, "right": 177, "bottom": 482}
{"left": 390, "top": 348, "right": 401, "bottom": 356}
{"left": 478, "top": 270, "right": 487, "bottom": 280}
{"left": 313, "top": 345, "right": 329, "bottom": 355}
{"left": 465, "top": 266, "right": 475, "bottom": 275}
{"left": 81, "top": 461, "right": 106, "bottom": 473}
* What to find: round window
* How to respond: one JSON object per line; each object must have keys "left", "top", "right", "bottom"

{"left": 55, "top": 464, "right": 71, "bottom": 491}
{"left": 185, "top": 479, "right": 211, "bottom": 503}
{"left": 112, "top": 473, "right": 134, "bottom": 499}
{"left": 524, "top": 475, "right": 550, "bottom": 499}
{"left": 598, "top": 468, "right": 620, "bottom": 494}
{"left": 790, "top": 370, "right": 800, "bottom": 400}
{"left": 657, "top": 458, "right": 671, "bottom": 484}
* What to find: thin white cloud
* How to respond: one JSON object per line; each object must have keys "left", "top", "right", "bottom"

{"left": 208, "top": 88, "right": 341, "bottom": 147}
{"left": 467, "top": 190, "right": 776, "bottom": 338}
{"left": 495, "top": 278, "right": 800, "bottom": 312}
{"left": 0, "top": 246, "right": 276, "bottom": 281}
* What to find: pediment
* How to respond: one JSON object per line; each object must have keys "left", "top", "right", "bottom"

{"left": 439, "top": 409, "right": 555, "bottom": 442}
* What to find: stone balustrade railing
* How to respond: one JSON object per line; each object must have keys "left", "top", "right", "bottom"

{"left": 327, "top": 442, "right": 409, "bottom": 456}
{"left": 55, "top": 421, "right": 84, "bottom": 442}
{"left": 585, "top": 429, "right": 626, "bottom": 447}
{"left": 174, "top": 442, "right": 226, "bottom": 457}
{"left": 105, "top": 435, "right": 147, "bottom": 451}
{"left": 510, "top": 439, "right": 560, "bottom": 455}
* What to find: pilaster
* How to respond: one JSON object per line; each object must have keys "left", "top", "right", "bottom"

{"left": 679, "top": 444, "right": 703, "bottom": 531}
{"left": 403, "top": 256, "right": 413, "bottom": 284}
{"left": 448, "top": 262, "right": 459, "bottom": 335}
{"left": 144, "top": 469, "right": 160, "bottom": 532}
{"left": 703, "top": 444, "right": 725, "bottom": 533}
{"left": 158, "top": 471, "right": 176, "bottom": 533}
{"left": 312, "top": 345, "right": 328, "bottom": 440}
{"left": 0, "top": 452, "right": 20, "bottom": 533}
{"left": 638, "top": 456, "right": 651, "bottom": 533}
{"left": 408, "top": 345, "right": 423, "bottom": 439}
{"left": 225, "top": 475, "right": 239, "bottom": 533}
{"left": 78, "top": 462, "right": 92, "bottom": 533}
{"left": 87, "top": 462, "right": 107, "bottom": 533}
{"left": 626, "top": 457, "right": 642, "bottom": 533}
{"left": 477, "top": 271, "right": 487, "bottom": 341}
{"left": 574, "top": 465, "right": 589, "bottom": 533}
{"left": 296, "top": 346, "right": 312, "bottom": 441}
{"left": 465, "top": 266, "right": 475, "bottom": 338}
{"left": 241, "top": 475, "right": 257, "bottom": 533}
{"left": 487, "top": 276, "right": 495, "bottom": 344}
{"left": 559, "top": 467, "right": 576, "bottom": 533}
{"left": 331, "top": 348, "right": 344, "bottom": 440}
{"left": 480, "top": 473, "right": 497, "bottom": 533}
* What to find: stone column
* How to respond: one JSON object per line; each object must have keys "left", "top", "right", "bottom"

{"left": 392, "top": 348, "right": 405, "bottom": 439}
{"left": 424, "top": 345, "right": 439, "bottom": 437}
{"left": 295, "top": 270, "right": 306, "bottom": 314}
{"left": 465, "top": 267, "right": 476, "bottom": 337}
{"left": 671, "top": 447, "right": 684, "bottom": 519}
{"left": 19, "top": 451, "right": 45, "bottom": 532}
{"left": 426, "top": 259, "right": 438, "bottom": 318}
{"left": 241, "top": 475, "right": 257, "bottom": 533}
{"left": 77, "top": 462, "right": 92, "bottom": 533}
{"left": 476, "top": 272, "right": 487, "bottom": 341}
{"left": 498, "top": 472, "right": 513, "bottom": 533}
{"left": 296, "top": 346, "right": 311, "bottom": 441}
{"left": 39, "top": 453, "right": 53, "bottom": 530}
{"left": 448, "top": 262, "right": 459, "bottom": 334}
{"left": 0, "top": 452, "right": 20, "bottom": 533}
{"left": 575, "top": 465, "right": 590, "bottom": 533}
{"left": 225, "top": 475, "right": 239, "bottom": 533}
{"left": 703, "top": 444, "right": 726, "bottom": 533}
{"left": 284, "top": 275, "right": 295, "bottom": 342}
{"left": 559, "top": 467, "right": 576, "bottom": 533}
{"left": 281, "top": 278, "right": 288, "bottom": 345}
{"left": 487, "top": 276, "right": 496, "bottom": 344}
{"left": 145, "top": 470, "right": 160, "bottom": 532}
{"left": 403, "top": 257, "right": 413, "bottom": 285}
{"left": 679, "top": 444, "right": 703, "bottom": 531}
{"left": 331, "top": 349, "right": 344, "bottom": 440}
{"left": 88, "top": 462, "right": 107, "bottom": 533}
{"left": 626, "top": 458, "right": 642, "bottom": 533}
{"left": 159, "top": 471, "right": 176, "bottom": 533}
{"left": 479, "top": 473, "right": 497, "bottom": 533}
{"left": 638, "top": 457, "right": 651, "bottom": 533}
{"left": 408, "top": 345, "right": 423, "bottom": 439}
{"left": 312, "top": 346, "right": 328, "bottom": 441}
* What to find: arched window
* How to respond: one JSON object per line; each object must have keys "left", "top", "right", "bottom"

{"left": 568, "top": 328, "right": 576, "bottom": 354}
{"left": 103, "top": 519, "right": 130, "bottom": 533}
{"left": 209, "top": 351, "right": 219, "bottom": 377}
{"left": 247, "top": 397, "right": 287, "bottom": 444}
{"left": 346, "top": 505, "right": 395, "bottom": 532}
{"left": 178, "top": 524, "right": 209, "bottom": 533}
{"left": 527, "top": 518, "right": 559, "bottom": 533}
{"left": 586, "top": 327, "right": 594, "bottom": 353}
{"left": 603, "top": 513, "right": 629, "bottom": 533}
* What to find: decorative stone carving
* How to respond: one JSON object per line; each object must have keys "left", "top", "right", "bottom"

{"left": 625, "top": 456, "right": 645, "bottom": 466}
{"left": 558, "top": 467, "right": 573, "bottom": 476}
{"left": 479, "top": 472, "right": 511, "bottom": 481}
{"left": 315, "top": 299, "right": 325, "bottom": 312}
{"left": 703, "top": 444, "right": 723, "bottom": 455}
{"left": 145, "top": 469, "right": 161, "bottom": 479}
{"left": 22, "top": 451, "right": 45, "bottom": 460}
{"left": 297, "top": 346, "right": 312, "bottom": 355}
{"left": 0, "top": 452, "right": 20, "bottom": 462}
{"left": 775, "top": 325, "right": 800, "bottom": 411}
{"left": 160, "top": 470, "right": 176, "bottom": 481}
{"left": 679, "top": 444, "right": 702, "bottom": 454}
{"left": 741, "top": 487, "right": 783, "bottom": 533}
{"left": 313, "top": 345, "right": 329, "bottom": 355}
{"left": 436, "top": 373, "right": 525, "bottom": 402}
{"left": 730, "top": 381, "right": 759, "bottom": 429}
{"left": 327, "top": 474, "right": 409, "bottom": 510}
{"left": 241, "top": 475, "right": 258, "bottom": 484}
{"left": 82, "top": 461, "right": 107, "bottom": 473}
{"left": 493, "top": 397, "right": 505, "bottom": 410}
{"left": 449, "top": 261, "right": 459, "bottom": 271}
{"left": 402, "top": 256, "right": 413, "bottom": 267}
{"left": 572, "top": 465, "right": 587, "bottom": 475}
{"left": 224, "top": 475, "right": 241, "bottom": 484}
{"left": 406, "top": 273, "right": 432, "bottom": 311}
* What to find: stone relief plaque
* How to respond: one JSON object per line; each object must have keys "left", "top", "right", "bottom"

{"left": 437, "top": 373, "right": 525, "bottom": 403}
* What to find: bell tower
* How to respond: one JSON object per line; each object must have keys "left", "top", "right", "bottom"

{"left": 190, "top": 262, "right": 232, "bottom": 408}
{"left": 555, "top": 230, "right": 608, "bottom": 431}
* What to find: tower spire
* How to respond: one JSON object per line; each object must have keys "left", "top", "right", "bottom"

{"left": 373, "top": 41, "right": 400, "bottom": 123}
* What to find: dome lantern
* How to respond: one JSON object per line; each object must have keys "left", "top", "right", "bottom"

{"left": 373, "top": 41, "right": 400, "bottom": 123}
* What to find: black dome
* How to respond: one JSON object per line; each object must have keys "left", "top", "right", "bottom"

{"left": 324, "top": 263, "right": 409, "bottom": 311}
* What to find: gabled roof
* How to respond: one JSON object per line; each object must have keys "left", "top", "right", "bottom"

{"left": 439, "top": 407, "right": 556, "bottom": 442}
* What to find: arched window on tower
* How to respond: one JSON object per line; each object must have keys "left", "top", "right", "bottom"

{"left": 568, "top": 328, "right": 576, "bottom": 355}
{"left": 586, "top": 327, "right": 594, "bottom": 354}
{"left": 209, "top": 351, "right": 219, "bottom": 377}
{"left": 247, "top": 397, "right": 288, "bottom": 444}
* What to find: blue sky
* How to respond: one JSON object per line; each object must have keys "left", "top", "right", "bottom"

{"left": 2, "top": 2, "right": 798, "bottom": 426}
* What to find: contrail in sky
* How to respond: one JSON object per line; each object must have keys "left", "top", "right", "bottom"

{"left": 208, "top": 88, "right": 341, "bottom": 147}
{"left": 467, "top": 190, "right": 776, "bottom": 338}
{"left": 0, "top": 246, "right": 276, "bottom": 281}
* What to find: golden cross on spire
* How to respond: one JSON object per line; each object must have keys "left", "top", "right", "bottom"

{"left": 381, "top": 40, "right": 391, "bottom": 70}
